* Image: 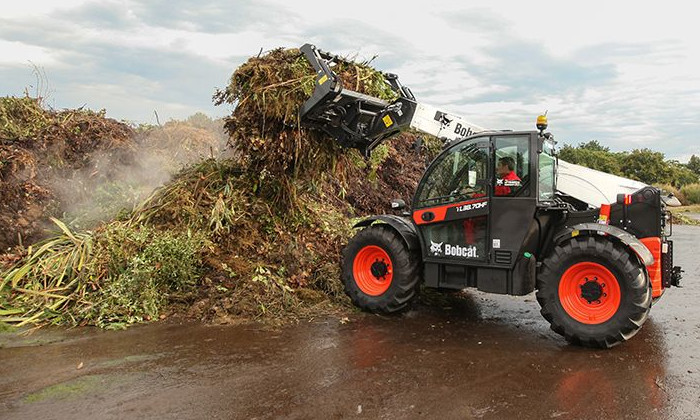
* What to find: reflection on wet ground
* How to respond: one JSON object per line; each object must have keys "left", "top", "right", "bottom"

{"left": 1, "top": 226, "right": 698, "bottom": 419}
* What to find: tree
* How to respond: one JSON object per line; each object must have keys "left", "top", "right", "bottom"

{"left": 687, "top": 154, "right": 700, "bottom": 176}
{"left": 669, "top": 162, "right": 699, "bottom": 188}
{"left": 559, "top": 142, "right": 697, "bottom": 187}
{"left": 619, "top": 149, "right": 672, "bottom": 185}
{"left": 578, "top": 140, "right": 609, "bottom": 152}
{"left": 559, "top": 144, "right": 622, "bottom": 175}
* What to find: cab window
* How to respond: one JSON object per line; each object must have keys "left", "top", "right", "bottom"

{"left": 415, "top": 141, "right": 488, "bottom": 208}
{"left": 538, "top": 139, "right": 556, "bottom": 201}
{"left": 493, "top": 136, "right": 529, "bottom": 196}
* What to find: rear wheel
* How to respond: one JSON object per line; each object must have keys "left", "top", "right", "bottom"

{"left": 536, "top": 236, "right": 652, "bottom": 348}
{"left": 341, "top": 225, "right": 421, "bottom": 313}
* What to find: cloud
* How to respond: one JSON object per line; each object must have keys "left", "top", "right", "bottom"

{"left": 0, "top": 41, "right": 57, "bottom": 66}
{"left": 130, "top": 0, "right": 286, "bottom": 34}
{"left": 54, "top": 2, "right": 137, "bottom": 30}
{"left": 49, "top": 0, "right": 288, "bottom": 34}
{"left": 1, "top": 1, "right": 697, "bottom": 160}
{"left": 294, "top": 20, "right": 417, "bottom": 68}
{"left": 0, "top": 2, "right": 255, "bottom": 122}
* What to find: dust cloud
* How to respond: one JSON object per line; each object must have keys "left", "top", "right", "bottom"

{"left": 50, "top": 115, "right": 230, "bottom": 229}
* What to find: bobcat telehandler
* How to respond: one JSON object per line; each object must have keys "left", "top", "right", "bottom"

{"left": 298, "top": 44, "right": 683, "bottom": 348}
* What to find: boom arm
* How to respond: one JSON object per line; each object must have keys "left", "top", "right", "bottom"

{"left": 299, "top": 43, "right": 486, "bottom": 155}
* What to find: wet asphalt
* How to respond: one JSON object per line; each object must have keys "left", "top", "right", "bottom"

{"left": 0, "top": 225, "right": 698, "bottom": 420}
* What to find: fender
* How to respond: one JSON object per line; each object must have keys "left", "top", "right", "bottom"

{"left": 353, "top": 215, "right": 421, "bottom": 251}
{"left": 553, "top": 223, "right": 654, "bottom": 267}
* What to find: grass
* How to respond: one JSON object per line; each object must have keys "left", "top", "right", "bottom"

{"left": 675, "top": 204, "right": 700, "bottom": 212}
{"left": 681, "top": 183, "right": 700, "bottom": 204}
{"left": 23, "top": 374, "right": 137, "bottom": 403}
{"left": 24, "top": 375, "right": 105, "bottom": 403}
{"left": 669, "top": 204, "right": 700, "bottom": 226}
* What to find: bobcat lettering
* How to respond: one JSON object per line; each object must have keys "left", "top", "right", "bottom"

{"left": 445, "top": 244, "right": 478, "bottom": 258}
{"left": 453, "top": 123, "right": 473, "bottom": 138}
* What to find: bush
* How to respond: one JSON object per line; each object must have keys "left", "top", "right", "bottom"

{"left": 681, "top": 183, "right": 700, "bottom": 204}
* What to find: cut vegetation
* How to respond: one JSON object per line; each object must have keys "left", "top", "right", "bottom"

{"left": 1, "top": 47, "right": 437, "bottom": 328}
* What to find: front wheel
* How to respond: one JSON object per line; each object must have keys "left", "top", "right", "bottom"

{"left": 341, "top": 225, "right": 421, "bottom": 313}
{"left": 536, "top": 236, "right": 652, "bottom": 348}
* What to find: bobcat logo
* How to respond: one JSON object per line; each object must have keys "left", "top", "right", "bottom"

{"left": 430, "top": 240, "right": 444, "bottom": 255}
{"left": 497, "top": 179, "right": 521, "bottom": 187}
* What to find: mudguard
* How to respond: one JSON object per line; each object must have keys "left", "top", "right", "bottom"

{"left": 553, "top": 223, "right": 654, "bottom": 267}
{"left": 353, "top": 215, "right": 421, "bottom": 251}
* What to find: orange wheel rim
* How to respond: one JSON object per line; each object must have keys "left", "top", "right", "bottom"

{"left": 559, "top": 262, "right": 621, "bottom": 324}
{"left": 353, "top": 245, "right": 393, "bottom": 296}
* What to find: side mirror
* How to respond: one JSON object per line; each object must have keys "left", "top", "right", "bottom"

{"left": 390, "top": 199, "right": 406, "bottom": 210}
{"left": 661, "top": 193, "right": 682, "bottom": 207}
{"left": 537, "top": 133, "right": 555, "bottom": 153}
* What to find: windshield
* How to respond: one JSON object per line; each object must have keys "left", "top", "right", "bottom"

{"left": 415, "top": 141, "right": 488, "bottom": 208}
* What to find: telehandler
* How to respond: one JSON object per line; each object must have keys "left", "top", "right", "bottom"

{"left": 298, "top": 44, "right": 683, "bottom": 348}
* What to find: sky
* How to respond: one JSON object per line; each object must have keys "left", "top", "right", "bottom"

{"left": 1, "top": 1, "right": 699, "bottom": 162}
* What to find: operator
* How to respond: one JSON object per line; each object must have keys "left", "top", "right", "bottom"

{"left": 495, "top": 156, "right": 521, "bottom": 196}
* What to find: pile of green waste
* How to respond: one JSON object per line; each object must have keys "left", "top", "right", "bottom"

{"left": 0, "top": 96, "right": 135, "bottom": 249}
{"left": 1, "top": 47, "right": 440, "bottom": 329}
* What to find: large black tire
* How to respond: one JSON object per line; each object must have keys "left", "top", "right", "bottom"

{"left": 341, "top": 225, "right": 421, "bottom": 313}
{"left": 536, "top": 236, "right": 652, "bottom": 348}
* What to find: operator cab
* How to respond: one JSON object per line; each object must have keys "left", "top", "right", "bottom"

{"left": 411, "top": 131, "right": 556, "bottom": 294}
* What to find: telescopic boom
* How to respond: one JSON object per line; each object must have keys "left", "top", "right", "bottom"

{"left": 299, "top": 43, "right": 486, "bottom": 156}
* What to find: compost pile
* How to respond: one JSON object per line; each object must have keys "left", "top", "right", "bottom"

{"left": 0, "top": 96, "right": 135, "bottom": 250}
{"left": 0, "top": 47, "right": 440, "bottom": 329}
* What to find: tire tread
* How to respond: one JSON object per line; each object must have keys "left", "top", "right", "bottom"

{"left": 341, "top": 225, "right": 421, "bottom": 313}
{"left": 536, "top": 235, "right": 652, "bottom": 348}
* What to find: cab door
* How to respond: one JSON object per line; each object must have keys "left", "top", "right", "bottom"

{"left": 412, "top": 139, "right": 491, "bottom": 264}
{"left": 488, "top": 133, "right": 538, "bottom": 267}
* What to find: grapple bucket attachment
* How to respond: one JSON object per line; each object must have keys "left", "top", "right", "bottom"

{"left": 299, "top": 44, "right": 417, "bottom": 156}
